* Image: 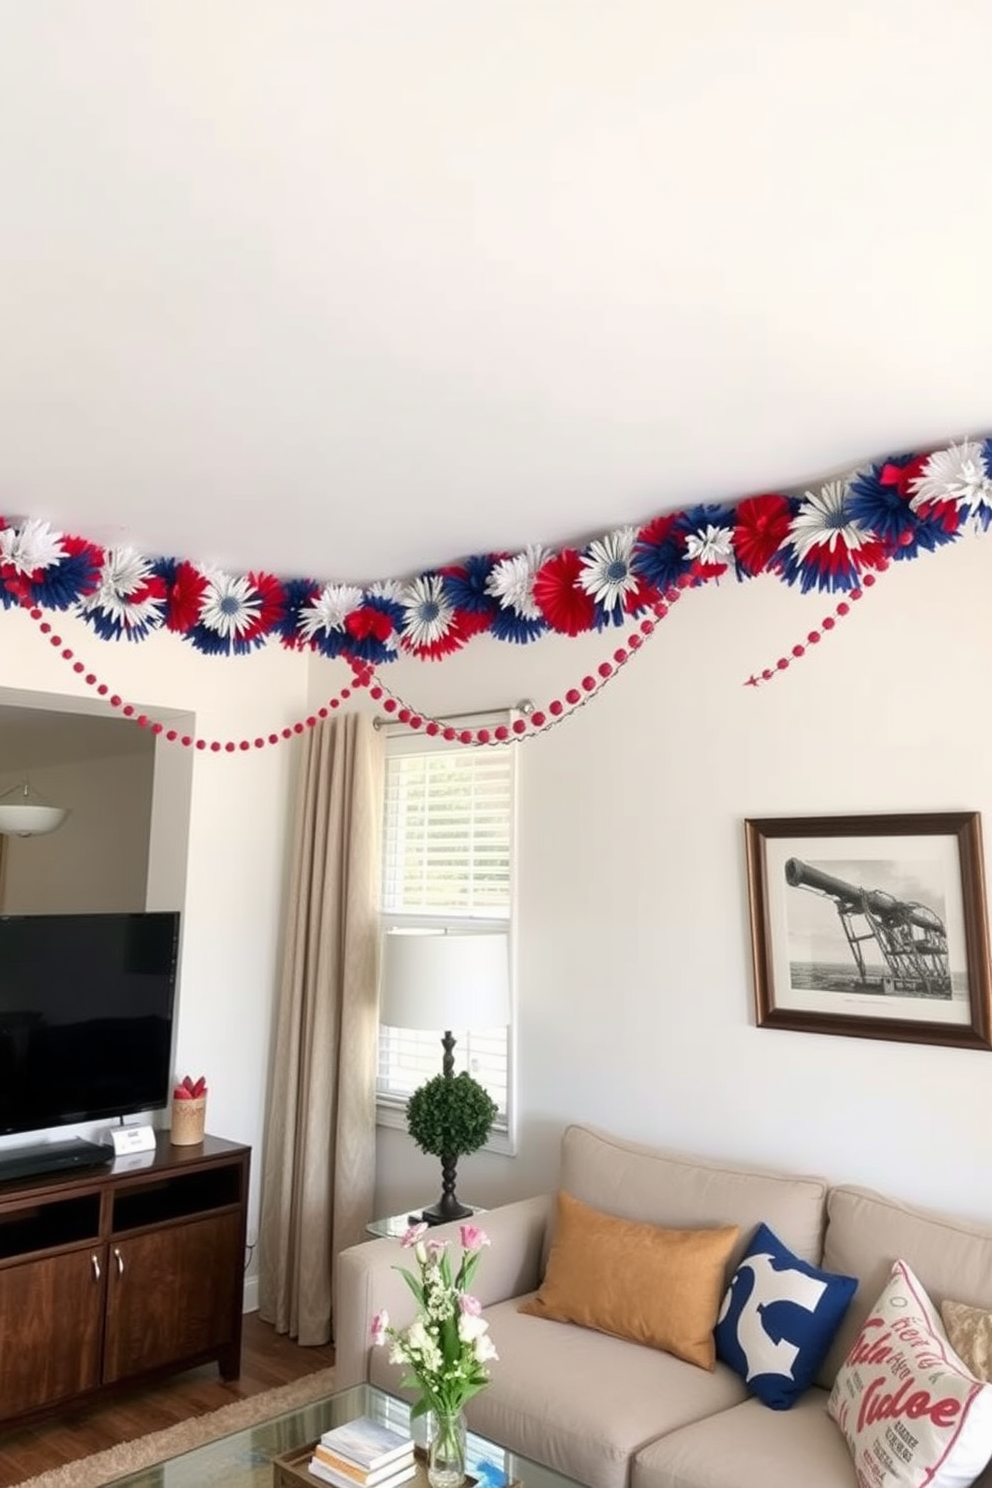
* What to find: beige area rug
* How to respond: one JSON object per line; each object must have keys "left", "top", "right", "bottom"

{"left": 13, "top": 1367, "right": 337, "bottom": 1488}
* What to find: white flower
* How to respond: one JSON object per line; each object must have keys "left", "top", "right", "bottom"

{"left": 369, "top": 578, "right": 404, "bottom": 605}
{"left": 80, "top": 547, "right": 165, "bottom": 629}
{"left": 401, "top": 574, "right": 454, "bottom": 648}
{"left": 683, "top": 523, "right": 733, "bottom": 567}
{"left": 909, "top": 441, "right": 992, "bottom": 516}
{"left": 298, "top": 582, "right": 364, "bottom": 640}
{"left": 198, "top": 571, "right": 262, "bottom": 639}
{"left": 406, "top": 1318, "right": 432, "bottom": 1353}
{"left": 578, "top": 526, "right": 639, "bottom": 611}
{"left": 474, "top": 1334, "right": 498, "bottom": 1363}
{"left": 457, "top": 1312, "right": 490, "bottom": 1344}
{"left": 403, "top": 1324, "right": 443, "bottom": 1373}
{"left": 788, "top": 480, "right": 870, "bottom": 561}
{"left": 0, "top": 518, "right": 65, "bottom": 574}
{"left": 485, "top": 544, "right": 552, "bottom": 619}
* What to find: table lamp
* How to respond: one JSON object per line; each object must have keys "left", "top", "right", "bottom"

{"left": 380, "top": 928, "right": 510, "bottom": 1222}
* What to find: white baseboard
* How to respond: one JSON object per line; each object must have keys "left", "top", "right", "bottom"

{"left": 243, "top": 1274, "right": 260, "bottom": 1313}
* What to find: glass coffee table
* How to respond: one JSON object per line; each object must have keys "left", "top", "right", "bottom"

{"left": 103, "top": 1382, "right": 574, "bottom": 1488}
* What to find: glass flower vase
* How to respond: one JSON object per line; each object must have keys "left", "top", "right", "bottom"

{"left": 427, "top": 1408, "right": 468, "bottom": 1488}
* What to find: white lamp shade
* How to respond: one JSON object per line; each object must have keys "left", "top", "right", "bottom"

{"left": 0, "top": 803, "right": 68, "bottom": 837}
{"left": 380, "top": 930, "right": 510, "bottom": 1030}
{"left": 0, "top": 781, "right": 69, "bottom": 837}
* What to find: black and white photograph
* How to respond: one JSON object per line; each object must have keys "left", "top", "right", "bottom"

{"left": 744, "top": 813, "right": 992, "bottom": 1048}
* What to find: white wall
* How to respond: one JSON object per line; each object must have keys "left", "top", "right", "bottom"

{"left": 368, "top": 534, "right": 992, "bottom": 1226}
{"left": 0, "top": 605, "right": 310, "bottom": 1267}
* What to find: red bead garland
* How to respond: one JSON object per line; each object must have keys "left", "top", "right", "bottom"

{"left": 18, "top": 557, "right": 883, "bottom": 751}
{"left": 743, "top": 566, "right": 883, "bottom": 688}
{"left": 364, "top": 590, "right": 685, "bottom": 745}
{"left": 23, "top": 605, "right": 370, "bottom": 751}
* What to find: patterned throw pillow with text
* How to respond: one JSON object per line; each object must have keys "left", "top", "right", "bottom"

{"left": 828, "top": 1259, "right": 992, "bottom": 1488}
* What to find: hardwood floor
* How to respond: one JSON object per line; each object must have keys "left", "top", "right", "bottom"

{"left": 0, "top": 1311, "right": 336, "bottom": 1486}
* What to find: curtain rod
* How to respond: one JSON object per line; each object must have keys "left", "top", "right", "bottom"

{"left": 372, "top": 699, "right": 534, "bottom": 730}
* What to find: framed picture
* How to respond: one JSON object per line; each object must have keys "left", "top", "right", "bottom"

{"left": 744, "top": 812, "right": 992, "bottom": 1048}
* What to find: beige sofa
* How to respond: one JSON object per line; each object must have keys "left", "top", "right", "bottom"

{"left": 335, "top": 1125, "right": 992, "bottom": 1488}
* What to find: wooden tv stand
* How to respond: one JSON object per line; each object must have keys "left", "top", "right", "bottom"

{"left": 0, "top": 1131, "right": 250, "bottom": 1425}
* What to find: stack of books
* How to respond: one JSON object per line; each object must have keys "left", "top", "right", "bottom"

{"left": 308, "top": 1416, "right": 416, "bottom": 1488}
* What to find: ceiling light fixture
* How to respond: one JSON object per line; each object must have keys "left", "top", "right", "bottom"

{"left": 0, "top": 781, "right": 70, "bottom": 837}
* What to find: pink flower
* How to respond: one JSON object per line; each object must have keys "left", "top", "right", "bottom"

{"left": 425, "top": 1238, "right": 449, "bottom": 1263}
{"left": 370, "top": 1309, "right": 389, "bottom": 1346}
{"left": 401, "top": 1221, "right": 428, "bottom": 1248}
{"left": 459, "top": 1293, "right": 482, "bottom": 1316}
{"left": 460, "top": 1224, "right": 490, "bottom": 1252}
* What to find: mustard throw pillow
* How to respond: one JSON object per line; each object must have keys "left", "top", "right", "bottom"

{"left": 518, "top": 1190, "right": 739, "bottom": 1369}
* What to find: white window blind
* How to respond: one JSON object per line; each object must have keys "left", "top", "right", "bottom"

{"left": 377, "top": 721, "right": 515, "bottom": 1137}
{"left": 382, "top": 751, "right": 512, "bottom": 917}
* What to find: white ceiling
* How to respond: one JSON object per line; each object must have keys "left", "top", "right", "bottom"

{"left": 1, "top": 2, "right": 990, "bottom": 589}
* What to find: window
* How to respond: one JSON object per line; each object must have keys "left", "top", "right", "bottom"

{"left": 377, "top": 715, "right": 516, "bottom": 1149}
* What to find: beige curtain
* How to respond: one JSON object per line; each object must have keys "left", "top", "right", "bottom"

{"left": 257, "top": 712, "right": 384, "bottom": 1346}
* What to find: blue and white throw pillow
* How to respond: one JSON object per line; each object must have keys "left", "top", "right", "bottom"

{"left": 714, "top": 1222, "right": 857, "bottom": 1410}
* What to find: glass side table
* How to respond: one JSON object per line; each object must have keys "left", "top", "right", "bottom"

{"left": 366, "top": 1204, "right": 486, "bottom": 1238}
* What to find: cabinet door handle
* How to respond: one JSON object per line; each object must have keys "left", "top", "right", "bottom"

{"left": 114, "top": 1247, "right": 124, "bottom": 1276}
{"left": 91, "top": 1254, "right": 101, "bottom": 1281}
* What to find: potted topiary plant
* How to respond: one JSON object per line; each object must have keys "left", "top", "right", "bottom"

{"left": 407, "top": 1070, "right": 498, "bottom": 1224}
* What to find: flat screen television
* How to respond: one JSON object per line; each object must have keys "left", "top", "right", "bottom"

{"left": 0, "top": 911, "right": 180, "bottom": 1138}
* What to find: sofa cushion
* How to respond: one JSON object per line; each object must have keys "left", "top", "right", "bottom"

{"left": 820, "top": 1185, "right": 992, "bottom": 1388}
{"left": 942, "top": 1300, "right": 992, "bottom": 1382}
{"left": 519, "top": 1189, "right": 738, "bottom": 1369}
{"left": 715, "top": 1221, "right": 858, "bottom": 1409}
{"left": 557, "top": 1124, "right": 829, "bottom": 1274}
{"left": 828, "top": 1259, "right": 992, "bottom": 1488}
{"left": 468, "top": 1295, "right": 749, "bottom": 1488}
{"left": 631, "top": 1390, "right": 857, "bottom": 1488}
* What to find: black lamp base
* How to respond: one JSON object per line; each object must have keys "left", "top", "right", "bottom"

{"left": 421, "top": 1194, "right": 474, "bottom": 1226}
{"left": 420, "top": 1151, "right": 472, "bottom": 1226}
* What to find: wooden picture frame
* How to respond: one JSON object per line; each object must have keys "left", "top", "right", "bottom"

{"left": 744, "top": 812, "right": 992, "bottom": 1048}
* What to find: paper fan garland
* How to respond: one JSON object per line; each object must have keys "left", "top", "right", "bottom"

{"left": 0, "top": 435, "right": 988, "bottom": 679}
